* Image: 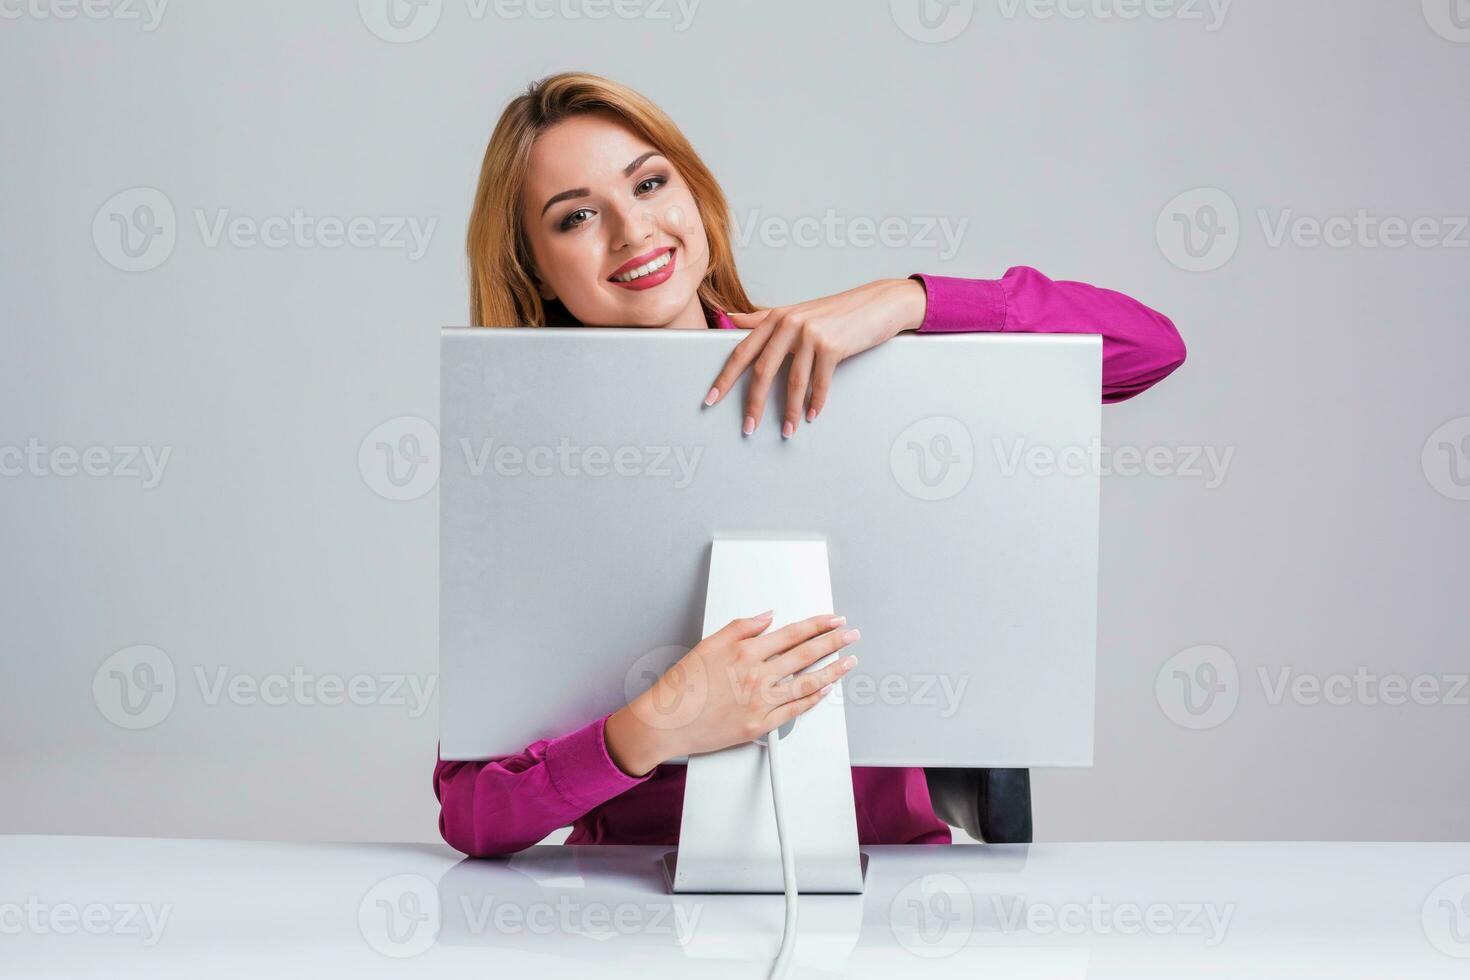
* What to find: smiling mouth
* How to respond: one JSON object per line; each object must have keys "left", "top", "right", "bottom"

{"left": 608, "top": 246, "right": 676, "bottom": 289}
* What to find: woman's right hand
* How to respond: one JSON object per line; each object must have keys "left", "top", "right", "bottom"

{"left": 604, "top": 611, "right": 861, "bottom": 777}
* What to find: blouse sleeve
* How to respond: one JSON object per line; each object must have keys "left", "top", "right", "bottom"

{"left": 433, "top": 712, "right": 652, "bottom": 857}
{"left": 909, "top": 265, "right": 1187, "bottom": 403}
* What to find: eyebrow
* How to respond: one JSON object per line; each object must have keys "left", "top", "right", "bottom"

{"left": 539, "top": 151, "right": 663, "bottom": 217}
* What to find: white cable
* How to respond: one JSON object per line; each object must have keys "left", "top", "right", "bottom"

{"left": 765, "top": 723, "right": 798, "bottom": 980}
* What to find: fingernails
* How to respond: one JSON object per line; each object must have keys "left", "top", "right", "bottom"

{"left": 806, "top": 408, "right": 816, "bottom": 422}
{"left": 782, "top": 420, "right": 794, "bottom": 439}
{"left": 841, "top": 655, "right": 858, "bottom": 670}
{"left": 825, "top": 615, "right": 847, "bottom": 628}
{"left": 742, "top": 415, "right": 755, "bottom": 436}
{"left": 754, "top": 609, "right": 775, "bottom": 620}
{"left": 819, "top": 683, "right": 834, "bottom": 696}
{"left": 841, "top": 629, "right": 860, "bottom": 643}
{"left": 704, "top": 386, "right": 719, "bottom": 406}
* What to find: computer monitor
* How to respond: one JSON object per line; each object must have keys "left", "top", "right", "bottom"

{"left": 438, "top": 326, "right": 1100, "bottom": 892}
{"left": 440, "top": 326, "right": 1099, "bottom": 763}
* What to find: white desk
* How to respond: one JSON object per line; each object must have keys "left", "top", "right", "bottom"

{"left": 3, "top": 836, "right": 1468, "bottom": 977}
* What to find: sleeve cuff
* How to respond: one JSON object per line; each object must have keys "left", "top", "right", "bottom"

{"left": 543, "top": 713, "right": 653, "bottom": 812}
{"left": 908, "top": 273, "right": 1008, "bottom": 333}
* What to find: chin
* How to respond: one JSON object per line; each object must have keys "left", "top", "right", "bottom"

{"left": 601, "top": 288, "right": 698, "bottom": 328}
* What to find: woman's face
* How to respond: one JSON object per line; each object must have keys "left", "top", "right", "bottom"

{"left": 520, "top": 111, "right": 711, "bottom": 329}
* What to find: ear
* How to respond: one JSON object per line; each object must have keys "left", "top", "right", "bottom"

{"left": 531, "top": 271, "right": 556, "bottom": 302}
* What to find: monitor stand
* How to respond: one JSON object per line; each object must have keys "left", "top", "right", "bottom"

{"left": 661, "top": 537, "right": 867, "bottom": 894}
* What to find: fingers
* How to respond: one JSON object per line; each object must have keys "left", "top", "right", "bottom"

{"left": 766, "top": 624, "right": 859, "bottom": 678}
{"left": 745, "top": 612, "right": 845, "bottom": 660}
{"left": 783, "top": 342, "right": 813, "bottom": 438}
{"left": 743, "top": 317, "right": 797, "bottom": 434}
{"left": 715, "top": 611, "right": 776, "bottom": 643}
{"left": 807, "top": 346, "right": 839, "bottom": 421}
{"left": 763, "top": 682, "right": 836, "bottom": 732}
{"left": 705, "top": 310, "right": 773, "bottom": 407}
{"left": 706, "top": 309, "right": 837, "bottom": 435}
{"left": 770, "top": 651, "right": 857, "bottom": 702}
{"left": 707, "top": 336, "right": 761, "bottom": 411}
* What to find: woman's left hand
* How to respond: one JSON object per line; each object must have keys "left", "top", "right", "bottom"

{"left": 704, "top": 277, "right": 928, "bottom": 438}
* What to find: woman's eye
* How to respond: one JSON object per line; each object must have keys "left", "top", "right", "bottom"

{"left": 636, "top": 175, "right": 667, "bottom": 196}
{"left": 559, "top": 208, "right": 593, "bottom": 231}
{"left": 557, "top": 177, "right": 664, "bottom": 231}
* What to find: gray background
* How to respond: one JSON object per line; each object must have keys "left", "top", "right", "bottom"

{"left": 2, "top": 0, "right": 1466, "bottom": 844}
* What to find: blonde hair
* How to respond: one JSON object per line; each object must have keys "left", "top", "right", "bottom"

{"left": 467, "top": 72, "right": 755, "bottom": 328}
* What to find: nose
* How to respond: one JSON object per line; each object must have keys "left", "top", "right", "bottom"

{"left": 609, "top": 197, "right": 657, "bottom": 253}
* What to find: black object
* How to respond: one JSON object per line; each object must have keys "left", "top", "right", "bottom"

{"left": 923, "top": 767, "right": 1033, "bottom": 843}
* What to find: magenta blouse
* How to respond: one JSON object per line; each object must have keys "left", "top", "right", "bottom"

{"left": 434, "top": 266, "right": 1188, "bottom": 856}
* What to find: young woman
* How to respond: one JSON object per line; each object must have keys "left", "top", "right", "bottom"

{"left": 435, "top": 72, "right": 1187, "bottom": 857}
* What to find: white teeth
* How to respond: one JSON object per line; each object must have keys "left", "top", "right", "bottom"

{"left": 612, "top": 250, "right": 672, "bottom": 282}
